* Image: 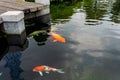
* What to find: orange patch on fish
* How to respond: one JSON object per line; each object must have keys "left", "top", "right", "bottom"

{"left": 49, "top": 32, "right": 66, "bottom": 43}
{"left": 33, "top": 66, "right": 46, "bottom": 71}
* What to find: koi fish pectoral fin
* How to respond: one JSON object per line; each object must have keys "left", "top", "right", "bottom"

{"left": 48, "top": 37, "right": 58, "bottom": 42}
{"left": 45, "top": 71, "right": 50, "bottom": 74}
{"left": 53, "top": 40, "right": 58, "bottom": 42}
{"left": 38, "top": 71, "right": 43, "bottom": 76}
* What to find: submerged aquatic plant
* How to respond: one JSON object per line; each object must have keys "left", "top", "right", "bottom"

{"left": 28, "top": 30, "right": 47, "bottom": 37}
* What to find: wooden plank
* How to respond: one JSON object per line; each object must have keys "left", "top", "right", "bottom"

{"left": 16, "top": 1, "right": 47, "bottom": 11}
{"left": 1, "top": 0, "right": 37, "bottom": 12}
{"left": 0, "top": 9, "right": 6, "bottom": 14}
{"left": 0, "top": 1, "right": 30, "bottom": 13}
{"left": 1, "top": 0, "right": 47, "bottom": 12}
{"left": 0, "top": 0, "right": 48, "bottom": 20}
{"left": 0, "top": 6, "right": 19, "bottom": 11}
{"left": 1, "top": 0, "right": 16, "bottom": 1}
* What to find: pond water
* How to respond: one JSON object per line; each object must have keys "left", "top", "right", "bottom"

{"left": 0, "top": 0, "right": 120, "bottom": 80}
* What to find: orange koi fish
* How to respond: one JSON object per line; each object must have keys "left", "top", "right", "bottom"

{"left": 33, "top": 65, "right": 64, "bottom": 76}
{"left": 49, "top": 32, "right": 66, "bottom": 43}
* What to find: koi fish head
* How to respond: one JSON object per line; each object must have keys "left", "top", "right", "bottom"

{"left": 33, "top": 65, "right": 46, "bottom": 72}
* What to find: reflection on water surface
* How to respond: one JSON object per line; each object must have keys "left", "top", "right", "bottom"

{"left": 0, "top": 0, "right": 120, "bottom": 80}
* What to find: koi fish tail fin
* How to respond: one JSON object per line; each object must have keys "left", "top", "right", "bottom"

{"left": 0, "top": 72, "right": 2, "bottom": 76}
{"left": 57, "top": 69, "right": 65, "bottom": 74}
{"left": 38, "top": 71, "right": 43, "bottom": 76}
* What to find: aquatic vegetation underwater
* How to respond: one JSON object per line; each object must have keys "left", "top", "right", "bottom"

{"left": 29, "top": 30, "right": 66, "bottom": 43}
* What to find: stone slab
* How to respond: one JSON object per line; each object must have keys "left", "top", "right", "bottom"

{"left": 0, "top": 11, "right": 24, "bottom": 22}
{"left": 3, "top": 19, "right": 25, "bottom": 34}
{"left": 35, "top": 0, "right": 50, "bottom": 5}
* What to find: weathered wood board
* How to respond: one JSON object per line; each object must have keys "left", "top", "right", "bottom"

{"left": 0, "top": 0, "right": 47, "bottom": 14}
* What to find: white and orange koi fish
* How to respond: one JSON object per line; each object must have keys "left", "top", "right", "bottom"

{"left": 48, "top": 32, "right": 66, "bottom": 43}
{"left": 33, "top": 65, "right": 64, "bottom": 76}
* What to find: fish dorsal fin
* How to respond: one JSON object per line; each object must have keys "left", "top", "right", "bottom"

{"left": 45, "top": 66, "right": 49, "bottom": 70}
{"left": 38, "top": 71, "right": 43, "bottom": 76}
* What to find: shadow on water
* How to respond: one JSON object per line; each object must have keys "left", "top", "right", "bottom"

{"left": 0, "top": 36, "right": 8, "bottom": 60}
{"left": 0, "top": 16, "right": 51, "bottom": 80}
{"left": 28, "top": 30, "right": 50, "bottom": 46}
{"left": 3, "top": 46, "right": 28, "bottom": 80}
{"left": 0, "top": 33, "right": 28, "bottom": 80}
{"left": 25, "top": 18, "right": 51, "bottom": 46}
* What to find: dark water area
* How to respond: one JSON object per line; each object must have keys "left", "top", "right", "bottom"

{"left": 0, "top": 0, "right": 120, "bottom": 80}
